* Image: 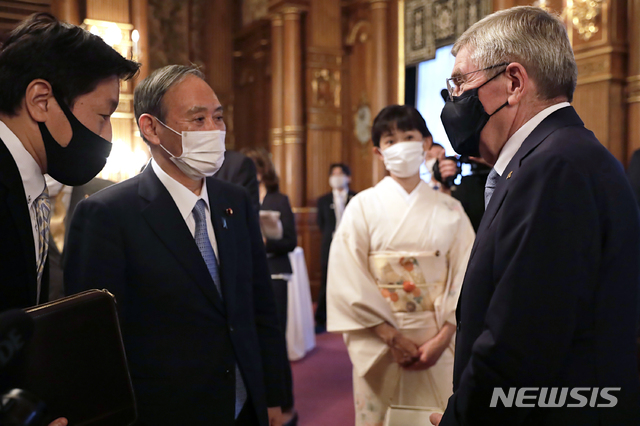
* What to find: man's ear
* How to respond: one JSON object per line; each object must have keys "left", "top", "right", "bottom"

{"left": 138, "top": 113, "right": 162, "bottom": 146}
{"left": 24, "top": 79, "right": 54, "bottom": 122}
{"left": 505, "top": 62, "right": 528, "bottom": 106}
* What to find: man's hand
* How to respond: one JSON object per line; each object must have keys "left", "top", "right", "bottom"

{"left": 439, "top": 158, "right": 458, "bottom": 182}
{"left": 372, "top": 323, "right": 419, "bottom": 367}
{"left": 48, "top": 418, "right": 68, "bottom": 426}
{"left": 268, "top": 406, "right": 283, "bottom": 426}
{"left": 430, "top": 412, "right": 443, "bottom": 425}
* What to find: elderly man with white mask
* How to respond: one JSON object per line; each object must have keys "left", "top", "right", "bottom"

{"left": 431, "top": 6, "right": 640, "bottom": 426}
{"left": 327, "top": 104, "right": 475, "bottom": 425}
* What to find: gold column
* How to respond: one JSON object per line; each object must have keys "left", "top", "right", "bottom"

{"left": 283, "top": 7, "right": 305, "bottom": 207}
{"left": 370, "top": 0, "right": 389, "bottom": 185}
{"left": 271, "top": 14, "right": 286, "bottom": 182}
{"left": 51, "top": 0, "right": 81, "bottom": 25}
{"left": 627, "top": 0, "right": 640, "bottom": 161}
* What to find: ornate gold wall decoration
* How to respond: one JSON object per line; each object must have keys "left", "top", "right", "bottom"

{"left": 243, "top": 0, "right": 269, "bottom": 27}
{"left": 311, "top": 69, "right": 341, "bottom": 108}
{"left": 404, "top": 0, "right": 491, "bottom": 65}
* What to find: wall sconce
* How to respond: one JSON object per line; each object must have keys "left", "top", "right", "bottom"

{"left": 564, "top": 0, "right": 603, "bottom": 41}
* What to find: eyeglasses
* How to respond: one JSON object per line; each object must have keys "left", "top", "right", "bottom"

{"left": 446, "top": 62, "right": 510, "bottom": 98}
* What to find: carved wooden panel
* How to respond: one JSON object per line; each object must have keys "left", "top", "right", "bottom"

{"left": 0, "top": 0, "right": 51, "bottom": 36}
{"left": 87, "top": 0, "right": 129, "bottom": 23}
{"left": 294, "top": 209, "right": 321, "bottom": 301}
{"left": 233, "top": 19, "right": 271, "bottom": 152}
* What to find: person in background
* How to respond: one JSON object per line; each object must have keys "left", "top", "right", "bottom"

{"left": 423, "top": 143, "right": 447, "bottom": 191}
{"left": 327, "top": 105, "right": 475, "bottom": 425}
{"left": 242, "top": 147, "right": 297, "bottom": 426}
{"left": 315, "top": 163, "right": 356, "bottom": 333}
{"left": 215, "top": 149, "right": 260, "bottom": 213}
{"left": 46, "top": 175, "right": 113, "bottom": 300}
{"left": 65, "top": 65, "right": 285, "bottom": 426}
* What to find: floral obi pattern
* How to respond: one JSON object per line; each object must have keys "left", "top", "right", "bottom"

{"left": 369, "top": 252, "right": 447, "bottom": 313}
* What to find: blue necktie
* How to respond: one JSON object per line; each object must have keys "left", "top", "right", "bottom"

{"left": 484, "top": 168, "right": 500, "bottom": 209}
{"left": 192, "top": 199, "right": 247, "bottom": 418}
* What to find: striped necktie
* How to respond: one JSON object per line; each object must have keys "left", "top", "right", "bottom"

{"left": 484, "top": 168, "right": 500, "bottom": 209}
{"left": 192, "top": 199, "right": 247, "bottom": 418}
{"left": 35, "top": 185, "right": 51, "bottom": 297}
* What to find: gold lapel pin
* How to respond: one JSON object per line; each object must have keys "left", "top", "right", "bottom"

{"left": 507, "top": 171, "right": 513, "bottom": 179}
{"left": 225, "top": 208, "right": 233, "bottom": 216}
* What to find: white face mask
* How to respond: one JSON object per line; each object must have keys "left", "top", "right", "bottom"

{"left": 425, "top": 157, "right": 437, "bottom": 175}
{"left": 329, "top": 175, "right": 349, "bottom": 190}
{"left": 156, "top": 118, "right": 226, "bottom": 180}
{"left": 381, "top": 141, "right": 424, "bottom": 178}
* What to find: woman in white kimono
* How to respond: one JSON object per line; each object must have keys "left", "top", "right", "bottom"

{"left": 327, "top": 105, "right": 475, "bottom": 426}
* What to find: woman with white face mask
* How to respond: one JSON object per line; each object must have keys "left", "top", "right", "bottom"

{"left": 326, "top": 105, "right": 475, "bottom": 425}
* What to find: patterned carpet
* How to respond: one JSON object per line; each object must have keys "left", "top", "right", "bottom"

{"left": 291, "top": 332, "right": 355, "bottom": 426}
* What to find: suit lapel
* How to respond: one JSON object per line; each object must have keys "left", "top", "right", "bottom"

{"left": 470, "top": 106, "right": 584, "bottom": 259}
{"left": 0, "top": 139, "right": 38, "bottom": 303}
{"left": 206, "top": 178, "right": 237, "bottom": 316}
{"left": 139, "top": 167, "right": 226, "bottom": 315}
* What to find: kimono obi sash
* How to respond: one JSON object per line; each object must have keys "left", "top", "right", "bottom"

{"left": 369, "top": 251, "right": 447, "bottom": 313}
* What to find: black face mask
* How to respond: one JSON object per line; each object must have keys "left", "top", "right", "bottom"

{"left": 37, "top": 93, "right": 112, "bottom": 186}
{"left": 440, "top": 71, "right": 509, "bottom": 157}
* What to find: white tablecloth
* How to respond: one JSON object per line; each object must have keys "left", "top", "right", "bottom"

{"left": 286, "top": 247, "right": 316, "bottom": 361}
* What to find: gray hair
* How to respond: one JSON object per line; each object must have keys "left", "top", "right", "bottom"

{"left": 452, "top": 6, "right": 577, "bottom": 102}
{"left": 133, "top": 64, "right": 205, "bottom": 125}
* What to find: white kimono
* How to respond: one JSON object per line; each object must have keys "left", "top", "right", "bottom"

{"left": 327, "top": 177, "right": 475, "bottom": 426}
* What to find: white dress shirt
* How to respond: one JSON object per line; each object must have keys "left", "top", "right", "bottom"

{"left": 493, "top": 102, "right": 570, "bottom": 176}
{"left": 151, "top": 160, "right": 219, "bottom": 262}
{"left": 333, "top": 187, "right": 348, "bottom": 227}
{"left": 0, "top": 119, "right": 47, "bottom": 299}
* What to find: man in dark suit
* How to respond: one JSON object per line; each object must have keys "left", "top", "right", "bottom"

{"left": 0, "top": 13, "right": 139, "bottom": 314}
{"left": 47, "top": 176, "right": 113, "bottom": 301}
{"left": 432, "top": 7, "right": 640, "bottom": 425}
{"left": 315, "top": 163, "right": 356, "bottom": 332}
{"left": 65, "top": 65, "right": 284, "bottom": 426}
{"left": 215, "top": 149, "right": 260, "bottom": 213}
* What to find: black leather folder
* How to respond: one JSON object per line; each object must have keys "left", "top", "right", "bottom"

{"left": 15, "top": 289, "right": 137, "bottom": 425}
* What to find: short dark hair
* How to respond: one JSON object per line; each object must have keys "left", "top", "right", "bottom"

{"left": 241, "top": 147, "right": 280, "bottom": 193}
{"left": 0, "top": 13, "right": 139, "bottom": 115}
{"left": 329, "top": 163, "right": 351, "bottom": 176}
{"left": 430, "top": 142, "right": 444, "bottom": 150}
{"left": 371, "top": 105, "right": 431, "bottom": 147}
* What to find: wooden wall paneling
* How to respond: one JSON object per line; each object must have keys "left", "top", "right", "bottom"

{"left": 130, "top": 0, "right": 149, "bottom": 81}
{"left": 626, "top": 0, "right": 640, "bottom": 161}
{"left": 370, "top": 0, "right": 389, "bottom": 185}
{"left": 305, "top": 0, "right": 343, "bottom": 206}
{"left": 86, "top": 0, "right": 129, "bottom": 22}
{"left": 0, "top": 0, "right": 51, "bottom": 36}
{"left": 294, "top": 208, "right": 321, "bottom": 301}
{"left": 571, "top": 0, "right": 628, "bottom": 164}
{"left": 233, "top": 20, "right": 272, "bottom": 152}
{"left": 202, "top": 0, "right": 235, "bottom": 149}
{"left": 52, "top": 0, "right": 80, "bottom": 25}
{"left": 343, "top": 2, "right": 375, "bottom": 193}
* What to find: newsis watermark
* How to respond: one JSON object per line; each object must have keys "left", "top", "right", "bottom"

{"left": 490, "top": 387, "right": 621, "bottom": 408}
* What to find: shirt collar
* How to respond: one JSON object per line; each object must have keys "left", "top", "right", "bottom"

{"left": 151, "top": 159, "right": 210, "bottom": 220}
{"left": 0, "top": 120, "right": 45, "bottom": 206}
{"left": 493, "top": 102, "right": 570, "bottom": 176}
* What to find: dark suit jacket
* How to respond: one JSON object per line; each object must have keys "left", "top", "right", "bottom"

{"left": 215, "top": 150, "right": 260, "bottom": 213}
{"left": 441, "top": 106, "right": 640, "bottom": 425}
{"left": 317, "top": 190, "right": 356, "bottom": 272}
{"left": 64, "top": 166, "right": 285, "bottom": 426}
{"left": 261, "top": 191, "right": 297, "bottom": 275}
{"left": 48, "top": 178, "right": 113, "bottom": 300}
{"left": 627, "top": 149, "right": 640, "bottom": 209}
{"left": 0, "top": 139, "right": 47, "bottom": 311}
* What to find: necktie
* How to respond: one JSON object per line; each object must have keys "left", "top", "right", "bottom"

{"left": 484, "top": 168, "right": 500, "bottom": 209}
{"left": 34, "top": 186, "right": 51, "bottom": 295}
{"left": 50, "top": 188, "right": 68, "bottom": 252}
{"left": 192, "top": 199, "right": 247, "bottom": 418}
